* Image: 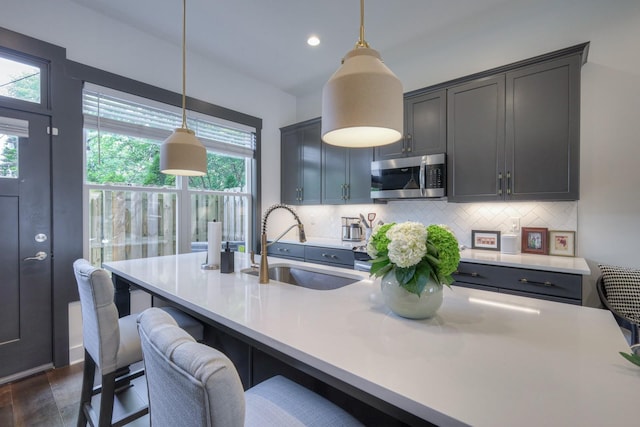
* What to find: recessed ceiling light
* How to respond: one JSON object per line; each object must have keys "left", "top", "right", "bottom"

{"left": 307, "top": 36, "right": 320, "bottom": 47}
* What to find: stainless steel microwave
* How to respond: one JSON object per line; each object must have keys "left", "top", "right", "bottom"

{"left": 371, "top": 154, "right": 446, "bottom": 199}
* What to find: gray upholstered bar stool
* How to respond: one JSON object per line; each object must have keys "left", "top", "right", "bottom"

{"left": 137, "top": 308, "right": 364, "bottom": 427}
{"left": 73, "top": 259, "right": 203, "bottom": 427}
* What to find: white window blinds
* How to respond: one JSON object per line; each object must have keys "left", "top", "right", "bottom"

{"left": 83, "top": 84, "right": 255, "bottom": 158}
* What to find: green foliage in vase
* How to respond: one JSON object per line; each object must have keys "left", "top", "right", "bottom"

{"left": 619, "top": 351, "right": 640, "bottom": 367}
{"left": 367, "top": 222, "right": 460, "bottom": 296}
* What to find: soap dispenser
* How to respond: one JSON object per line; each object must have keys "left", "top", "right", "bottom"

{"left": 220, "top": 242, "right": 235, "bottom": 273}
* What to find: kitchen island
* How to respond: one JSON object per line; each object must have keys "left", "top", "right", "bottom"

{"left": 104, "top": 252, "right": 637, "bottom": 427}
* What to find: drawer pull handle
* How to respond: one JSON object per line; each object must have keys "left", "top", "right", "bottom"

{"left": 278, "top": 248, "right": 289, "bottom": 252}
{"left": 321, "top": 253, "right": 339, "bottom": 259}
{"left": 455, "top": 271, "right": 479, "bottom": 277}
{"left": 519, "top": 278, "right": 554, "bottom": 287}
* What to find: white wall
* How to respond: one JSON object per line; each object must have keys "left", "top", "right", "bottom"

{"left": 296, "top": 0, "right": 640, "bottom": 305}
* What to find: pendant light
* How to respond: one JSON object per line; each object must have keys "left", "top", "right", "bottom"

{"left": 160, "top": 0, "right": 207, "bottom": 176}
{"left": 321, "top": 0, "right": 403, "bottom": 148}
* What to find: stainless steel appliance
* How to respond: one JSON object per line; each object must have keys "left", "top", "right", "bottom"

{"left": 371, "top": 154, "right": 445, "bottom": 200}
{"left": 341, "top": 217, "right": 363, "bottom": 242}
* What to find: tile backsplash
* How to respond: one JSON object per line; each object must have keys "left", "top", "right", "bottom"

{"left": 293, "top": 200, "right": 577, "bottom": 248}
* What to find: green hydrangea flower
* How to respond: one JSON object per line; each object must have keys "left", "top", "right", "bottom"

{"left": 366, "top": 222, "right": 394, "bottom": 258}
{"left": 427, "top": 224, "right": 461, "bottom": 281}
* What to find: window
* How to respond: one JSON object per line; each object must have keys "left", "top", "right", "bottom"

{"left": 83, "top": 84, "right": 255, "bottom": 266}
{"left": 0, "top": 117, "right": 26, "bottom": 178}
{"left": 0, "top": 55, "right": 42, "bottom": 104}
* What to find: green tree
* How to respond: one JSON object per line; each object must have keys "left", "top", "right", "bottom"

{"left": 0, "top": 136, "right": 18, "bottom": 177}
{"left": 3, "top": 70, "right": 40, "bottom": 103}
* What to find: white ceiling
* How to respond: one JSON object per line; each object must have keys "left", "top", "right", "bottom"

{"left": 68, "top": 0, "right": 536, "bottom": 97}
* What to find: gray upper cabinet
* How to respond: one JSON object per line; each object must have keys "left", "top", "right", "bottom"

{"left": 447, "top": 53, "right": 582, "bottom": 202}
{"left": 506, "top": 55, "right": 581, "bottom": 200}
{"left": 280, "top": 119, "right": 322, "bottom": 205}
{"left": 447, "top": 76, "right": 506, "bottom": 202}
{"left": 374, "top": 89, "right": 446, "bottom": 161}
{"left": 322, "top": 144, "right": 373, "bottom": 204}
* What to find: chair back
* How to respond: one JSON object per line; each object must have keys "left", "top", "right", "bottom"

{"left": 73, "top": 258, "right": 121, "bottom": 374}
{"left": 137, "top": 308, "right": 245, "bottom": 427}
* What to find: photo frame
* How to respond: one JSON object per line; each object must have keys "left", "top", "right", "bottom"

{"left": 548, "top": 230, "right": 576, "bottom": 257}
{"left": 521, "top": 227, "right": 548, "bottom": 254}
{"left": 471, "top": 230, "right": 501, "bottom": 251}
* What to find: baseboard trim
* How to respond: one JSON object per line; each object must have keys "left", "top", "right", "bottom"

{"left": 69, "top": 344, "right": 84, "bottom": 365}
{"left": 0, "top": 363, "right": 54, "bottom": 385}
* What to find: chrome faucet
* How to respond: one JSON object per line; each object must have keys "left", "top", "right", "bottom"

{"left": 259, "top": 204, "right": 306, "bottom": 283}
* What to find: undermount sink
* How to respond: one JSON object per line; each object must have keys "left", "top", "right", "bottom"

{"left": 241, "top": 264, "right": 362, "bottom": 290}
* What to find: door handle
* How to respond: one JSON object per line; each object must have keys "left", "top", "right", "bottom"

{"left": 24, "top": 251, "right": 48, "bottom": 261}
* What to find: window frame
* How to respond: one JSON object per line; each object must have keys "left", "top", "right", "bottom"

{"left": 80, "top": 81, "right": 261, "bottom": 263}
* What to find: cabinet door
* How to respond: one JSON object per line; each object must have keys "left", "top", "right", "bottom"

{"left": 300, "top": 121, "right": 322, "bottom": 205}
{"left": 506, "top": 55, "right": 580, "bottom": 200}
{"left": 322, "top": 142, "right": 348, "bottom": 204}
{"left": 346, "top": 147, "right": 373, "bottom": 204}
{"left": 280, "top": 128, "right": 302, "bottom": 205}
{"left": 406, "top": 89, "right": 446, "bottom": 156}
{"left": 447, "top": 76, "right": 505, "bottom": 202}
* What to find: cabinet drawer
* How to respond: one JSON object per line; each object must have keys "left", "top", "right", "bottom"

{"left": 496, "top": 267, "right": 582, "bottom": 301}
{"left": 453, "top": 262, "right": 499, "bottom": 287}
{"left": 305, "top": 246, "right": 354, "bottom": 267}
{"left": 454, "top": 262, "right": 582, "bottom": 302}
{"left": 266, "top": 242, "right": 304, "bottom": 260}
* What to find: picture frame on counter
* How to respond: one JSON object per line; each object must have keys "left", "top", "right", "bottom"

{"left": 522, "top": 227, "right": 548, "bottom": 254}
{"left": 471, "top": 230, "right": 501, "bottom": 251}
{"left": 548, "top": 230, "right": 576, "bottom": 257}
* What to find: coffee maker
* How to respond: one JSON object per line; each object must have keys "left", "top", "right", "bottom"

{"left": 341, "top": 217, "right": 363, "bottom": 242}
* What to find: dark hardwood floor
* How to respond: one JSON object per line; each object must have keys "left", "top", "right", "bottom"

{"left": 0, "top": 362, "right": 84, "bottom": 427}
{"left": 0, "top": 362, "right": 149, "bottom": 427}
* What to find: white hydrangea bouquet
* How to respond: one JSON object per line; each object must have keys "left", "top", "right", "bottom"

{"left": 367, "top": 221, "right": 460, "bottom": 296}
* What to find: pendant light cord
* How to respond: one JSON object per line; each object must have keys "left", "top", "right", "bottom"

{"left": 356, "top": 0, "right": 369, "bottom": 48}
{"left": 181, "top": 0, "right": 188, "bottom": 129}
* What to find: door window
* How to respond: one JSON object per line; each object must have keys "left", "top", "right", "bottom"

{"left": 0, "top": 56, "right": 42, "bottom": 104}
{"left": 0, "top": 116, "right": 26, "bottom": 178}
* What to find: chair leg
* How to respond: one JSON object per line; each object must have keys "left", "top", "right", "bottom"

{"left": 77, "top": 350, "right": 96, "bottom": 427}
{"left": 98, "top": 371, "right": 118, "bottom": 427}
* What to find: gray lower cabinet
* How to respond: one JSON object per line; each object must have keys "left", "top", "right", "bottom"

{"left": 453, "top": 261, "right": 582, "bottom": 305}
{"left": 322, "top": 143, "right": 373, "bottom": 204}
{"left": 447, "top": 53, "right": 582, "bottom": 202}
{"left": 304, "top": 246, "right": 354, "bottom": 268}
{"left": 280, "top": 118, "right": 321, "bottom": 205}
{"left": 266, "top": 242, "right": 305, "bottom": 261}
{"left": 266, "top": 242, "right": 355, "bottom": 269}
{"left": 374, "top": 89, "right": 446, "bottom": 161}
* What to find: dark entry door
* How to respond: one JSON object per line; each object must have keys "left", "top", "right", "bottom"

{"left": 0, "top": 107, "right": 52, "bottom": 382}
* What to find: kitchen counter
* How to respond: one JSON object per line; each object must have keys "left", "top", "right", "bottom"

{"left": 104, "top": 253, "right": 635, "bottom": 427}
{"left": 459, "top": 248, "right": 590, "bottom": 275}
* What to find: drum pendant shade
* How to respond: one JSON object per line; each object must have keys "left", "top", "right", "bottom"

{"left": 160, "top": 128, "right": 207, "bottom": 176}
{"left": 160, "top": 0, "right": 207, "bottom": 176}
{"left": 322, "top": 47, "right": 403, "bottom": 147}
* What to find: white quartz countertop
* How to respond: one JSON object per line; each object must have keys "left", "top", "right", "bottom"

{"left": 104, "top": 253, "right": 635, "bottom": 427}
{"left": 459, "top": 248, "right": 591, "bottom": 275}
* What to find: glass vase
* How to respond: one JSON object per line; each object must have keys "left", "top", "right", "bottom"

{"left": 380, "top": 270, "right": 443, "bottom": 319}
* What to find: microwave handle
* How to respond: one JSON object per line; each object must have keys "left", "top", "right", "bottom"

{"left": 419, "top": 157, "right": 426, "bottom": 196}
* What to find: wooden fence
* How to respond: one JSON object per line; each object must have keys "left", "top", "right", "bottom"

{"left": 89, "top": 189, "right": 247, "bottom": 266}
